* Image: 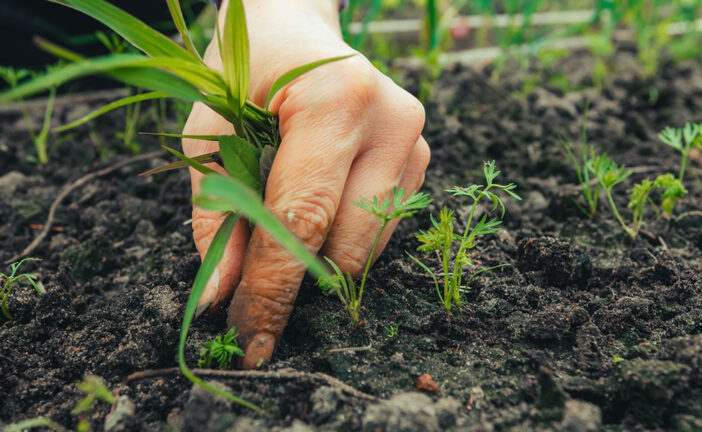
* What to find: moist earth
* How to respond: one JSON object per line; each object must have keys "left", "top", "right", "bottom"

{"left": 1, "top": 47, "right": 701, "bottom": 431}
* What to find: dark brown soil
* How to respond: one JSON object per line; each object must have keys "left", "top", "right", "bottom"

{"left": 1, "top": 47, "right": 701, "bottom": 431}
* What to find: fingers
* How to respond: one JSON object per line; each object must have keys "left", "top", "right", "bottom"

{"left": 227, "top": 61, "right": 378, "bottom": 368}
{"left": 183, "top": 103, "right": 249, "bottom": 313}
{"left": 321, "top": 136, "right": 431, "bottom": 274}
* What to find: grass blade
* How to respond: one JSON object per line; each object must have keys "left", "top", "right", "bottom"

{"left": 195, "top": 175, "right": 330, "bottom": 279}
{"left": 177, "top": 212, "right": 264, "bottom": 412}
{"left": 51, "top": 0, "right": 195, "bottom": 62}
{"left": 139, "top": 154, "right": 215, "bottom": 177}
{"left": 138, "top": 132, "right": 221, "bottom": 141}
{"left": 221, "top": 0, "right": 249, "bottom": 113}
{"left": 162, "top": 145, "right": 217, "bottom": 176}
{"left": 55, "top": 91, "right": 167, "bottom": 132}
{"left": 166, "top": 0, "right": 202, "bottom": 60}
{"left": 264, "top": 54, "right": 355, "bottom": 110}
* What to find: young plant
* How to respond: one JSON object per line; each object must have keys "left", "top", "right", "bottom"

{"left": 658, "top": 122, "right": 702, "bottom": 183}
{"left": 0, "top": 66, "right": 56, "bottom": 164}
{"left": 198, "top": 327, "right": 244, "bottom": 369}
{"left": 1, "top": 0, "right": 351, "bottom": 411}
{"left": 72, "top": 375, "right": 115, "bottom": 432}
{"left": 410, "top": 161, "right": 520, "bottom": 312}
{"left": 1, "top": 258, "right": 42, "bottom": 320}
{"left": 383, "top": 321, "right": 400, "bottom": 338}
{"left": 318, "top": 188, "right": 432, "bottom": 325}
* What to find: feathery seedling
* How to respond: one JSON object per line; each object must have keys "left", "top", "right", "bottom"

{"left": 0, "top": 0, "right": 352, "bottom": 411}
{"left": 384, "top": 322, "right": 400, "bottom": 338}
{"left": 73, "top": 375, "right": 115, "bottom": 432}
{"left": 0, "top": 66, "right": 56, "bottom": 164}
{"left": 318, "top": 188, "right": 432, "bottom": 325}
{"left": 198, "top": 327, "right": 244, "bottom": 369}
{"left": 410, "top": 161, "right": 520, "bottom": 312}
{"left": 1, "top": 258, "right": 42, "bottom": 320}
{"left": 659, "top": 122, "right": 702, "bottom": 183}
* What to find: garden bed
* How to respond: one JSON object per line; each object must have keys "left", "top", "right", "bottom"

{"left": 1, "top": 47, "right": 702, "bottom": 431}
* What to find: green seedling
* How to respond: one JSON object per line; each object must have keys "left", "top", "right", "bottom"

{"left": 659, "top": 122, "right": 702, "bottom": 183}
{"left": 410, "top": 161, "right": 520, "bottom": 312}
{"left": 0, "top": 66, "right": 56, "bottom": 164}
{"left": 72, "top": 375, "right": 115, "bottom": 432}
{"left": 1, "top": 0, "right": 352, "bottom": 411}
{"left": 318, "top": 188, "right": 432, "bottom": 325}
{"left": 1, "top": 258, "right": 42, "bottom": 320}
{"left": 384, "top": 322, "right": 401, "bottom": 338}
{"left": 198, "top": 327, "right": 244, "bottom": 369}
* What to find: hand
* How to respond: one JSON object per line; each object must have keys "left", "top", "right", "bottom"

{"left": 182, "top": 0, "right": 430, "bottom": 368}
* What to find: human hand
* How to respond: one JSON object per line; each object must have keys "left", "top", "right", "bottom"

{"left": 183, "top": 0, "right": 429, "bottom": 368}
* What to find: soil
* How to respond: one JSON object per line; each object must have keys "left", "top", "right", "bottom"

{"left": 1, "top": 46, "right": 702, "bottom": 432}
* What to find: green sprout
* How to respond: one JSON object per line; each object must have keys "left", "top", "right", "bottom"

{"left": 561, "top": 105, "right": 612, "bottom": 219}
{"left": 72, "top": 375, "right": 115, "bottom": 432}
{"left": 0, "top": 66, "right": 56, "bottom": 164}
{"left": 383, "top": 322, "right": 400, "bottom": 338}
{"left": 0, "top": 0, "right": 353, "bottom": 412}
{"left": 410, "top": 161, "right": 520, "bottom": 312}
{"left": 658, "top": 122, "right": 702, "bottom": 183}
{"left": 318, "top": 188, "right": 432, "bottom": 325}
{"left": 198, "top": 327, "right": 244, "bottom": 370}
{"left": 1, "top": 258, "right": 42, "bottom": 320}
{"left": 597, "top": 156, "right": 685, "bottom": 239}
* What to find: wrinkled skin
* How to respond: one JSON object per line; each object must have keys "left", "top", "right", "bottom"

{"left": 183, "top": 0, "right": 430, "bottom": 369}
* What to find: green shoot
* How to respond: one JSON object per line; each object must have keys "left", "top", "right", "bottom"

{"left": 411, "top": 161, "right": 520, "bottom": 312}
{"left": 198, "top": 327, "right": 245, "bottom": 369}
{"left": 383, "top": 322, "right": 401, "bottom": 338}
{"left": 2, "top": 417, "right": 65, "bottom": 432}
{"left": 658, "top": 122, "right": 702, "bottom": 183}
{"left": 0, "top": 0, "right": 353, "bottom": 411}
{"left": 318, "top": 188, "right": 432, "bottom": 325}
{"left": 72, "top": 375, "right": 115, "bottom": 432}
{"left": 596, "top": 155, "right": 635, "bottom": 238}
{"left": 1, "top": 258, "right": 42, "bottom": 320}
{"left": 0, "top": 66, "right": 56, "bottom": 164}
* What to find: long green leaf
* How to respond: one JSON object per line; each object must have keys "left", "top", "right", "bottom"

{"left": 3, "top": 416, "right": 65, "bottom": 432}
{"left": 166, "top": 0, "right": 202, "bottom": 60}
{"left": 139, "top": 153, "right": 215, "bottom": 177}
{"left": 51, "top": 0, "right": 195, "bottom": 62}
{"left": 195, "top": 175, "right": 331, "bottom": 279}
{"left": 177, "top": 212, "right": 263, "bottom": 413}
{"left": 55, "top": 91, "right": 167, "bottom": 132}
{"left": 139, "top": 132, "right": 221, "bottom": 141}
{"left": 219, "top": 136, "right": 260, "bottom": 193}
{"left": 162, "top": 145, "right": 217, "bottom": 176}
{"left": 264, "top": 54, "right": 355, "bottom": 110}
{"left": 221, "top": 0, "right": 249, "bottom": 113}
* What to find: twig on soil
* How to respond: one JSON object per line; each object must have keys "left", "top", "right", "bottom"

{"left": 5, "top": 151, "right": 162, "bottom": 265}
{"left": 125, "top": 367, "right": 379, "bottom": 402}
{"left": 328, "top": 343, "right": 373, "bottom": 354}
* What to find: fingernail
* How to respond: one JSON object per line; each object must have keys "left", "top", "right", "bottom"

{"left": 242, "top": 332, "right": 276, "bottom": 369}
{"left": 196, "top": 268, "right": 220, "bottom": 317}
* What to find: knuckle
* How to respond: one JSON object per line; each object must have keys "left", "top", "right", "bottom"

{"left": 396, "top": 92, "right": 426, "bottom": 139}
{"left": 324, "top": 57, "right": 378, "bottom": 114}
{"left": 274, "top": 193, "right": 337, "bottom": 250}
{"left": 416, "top": 138, "right": 431, "bottom": 169}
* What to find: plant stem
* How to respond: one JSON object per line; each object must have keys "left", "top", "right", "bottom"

{"left": 679, "top": 152, "right": 688, "bottom": 182}
{"left": 605, "top": 189, "right": 636, "bottom": 239}
{"left": 356, "top": 219, "right": 387, "bottom": 318}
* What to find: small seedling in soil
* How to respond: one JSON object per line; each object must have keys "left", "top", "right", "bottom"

{"left": 1, "top": 258, "right": 42, "bottom": 320}
{"left": 0, "top": 66, "right": 56, "bottom": 164}
{"left": 383, "top": 322, "right": 401, "bottom": 338}
{"left": 658, "top": 122, "right": 702, "bottom": 183}
{"left": 410, "top": 161, "right": 520, "bottom": 312}
{"left": 597, "top": 157, "right": 686, "bottom": 239}
{"left": 198, "top": 327, "right": 245, "bottom": 369}
{"left": 318, "top": 188, "right": 432, "bottom": 325}
{"left": 72, "top": 375, "right": 115, "bottom": 432}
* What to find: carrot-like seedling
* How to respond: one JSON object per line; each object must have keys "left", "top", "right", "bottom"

{"left": 73, "top": 375, "right": 115, "bottom": 432}
{"left": 198, "top": 327, "right": 244, "bottom": 370}
{"left": 409, "top": 161, "right": 520, "bottom": 312}
{"left": 1, "top": 258, "right": 42, "bottom": 320}
{"left": 659, "top": 122, "right": 702, "bottom": 185}
{"left": 0, "top": 0, "right": 354, "bottom": 411}
{"left": 318, "top": 188, "right": 432, "bottom": 325}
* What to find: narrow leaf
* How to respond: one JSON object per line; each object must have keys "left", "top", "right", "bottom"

{"left": 139, "top": 153, "right": 215, "bottom": 176}
{"left": 221, "top": 0, "right": 249, "bottom": 113}
{"left": 162, "top": 146, "right": 217, "bottom": 175}
{"left": 177, "top": 212, "right": 264, "bottom": 412}
{"left": 166, "top": 0, "right": 202, "bottom": 60}
{"left": 195, "top": 175, "right": 331, "bottom": 279}
{"left": 264, "top": 54, "right": 355, "bottom": 109}
{"left": 139, "top": 132, "right": 221, "bottom": 141}
{"left": 55, "top": 91, "right": 167, "bottom": 132}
